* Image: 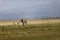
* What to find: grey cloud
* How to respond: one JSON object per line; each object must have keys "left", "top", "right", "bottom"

{"left": 0, "top": 0, "right": 60, "bottom": 20}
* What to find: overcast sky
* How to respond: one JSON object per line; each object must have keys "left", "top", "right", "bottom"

{"left": 0, "top": 0, "right": 60, "bottom": 20}
{"left": 0, "top": 0, "right": 59, "bottom": 12}
{"left": 0, "top": 0, "right": 51, "bottom": 11}
{"left": 0, "top": 0, "right": 60, "bottom": 12}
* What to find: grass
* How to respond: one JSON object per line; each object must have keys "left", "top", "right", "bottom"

{"left": 0, "top": 23, "right": 60, "bottom": 40}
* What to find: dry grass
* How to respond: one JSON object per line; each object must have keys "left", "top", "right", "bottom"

{"left": 0, "top": 22, "right": 60, "bottom": 40}
{"left": 0, "top": 19, "right": 60, "bottom": 25}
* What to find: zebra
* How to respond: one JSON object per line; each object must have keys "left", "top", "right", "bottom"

{"left": 20, "top": 18, "right": 27, "bottom": 25}
{"left": 14, "top": 18, "right": 28, "bottom": 25}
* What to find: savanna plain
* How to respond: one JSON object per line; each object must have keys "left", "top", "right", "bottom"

{"left": 0, "top": 19, "right": 60, "bottom": 40}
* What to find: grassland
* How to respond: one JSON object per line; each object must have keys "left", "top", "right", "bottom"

{"left": 0, "top": 19, "right": 60, "bottom": 25}
{"left": 0, "top": 22, "right": 60, "bottom": 40}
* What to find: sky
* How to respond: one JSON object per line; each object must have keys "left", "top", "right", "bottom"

{"left": 0, "top": 0, "right": 60, "bottom": 20}
{"left": 0, "top": 0, "right": 52, "bottom": 12}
